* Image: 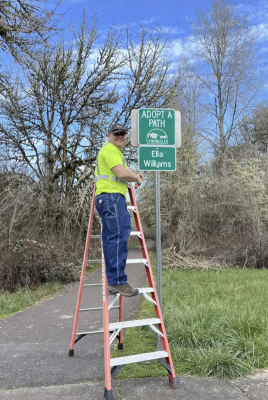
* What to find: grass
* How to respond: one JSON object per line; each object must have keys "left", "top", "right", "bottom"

{"left": 0, "top": 281, "right": 64, "bottom": 320}
{"left": 2, "top": 253, "right": 268, "bottom": 380}
{"left": 0, "top": 263, "right": 102, "bottom": 320}
{"left": 113, "top": 255, "right": 268, "bottom": 380}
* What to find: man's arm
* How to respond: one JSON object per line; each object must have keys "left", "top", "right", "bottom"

{"left": 112, "top": 165, "right": 143, "bottom": 185}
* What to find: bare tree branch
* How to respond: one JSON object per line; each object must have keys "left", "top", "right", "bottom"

{"left": 188, "top": 0, "right": 263, "bottom": 171}
{"left": 0, "top": 0, "right": 61, "bottom": 62}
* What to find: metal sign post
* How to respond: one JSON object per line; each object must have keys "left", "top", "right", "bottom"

{"left": 154, "top": 170, "right": 162, "bottom": 350}
{"left": 131, "top": 107, "right": 181, "bottom": 351}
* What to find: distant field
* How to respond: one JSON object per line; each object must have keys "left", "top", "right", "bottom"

{"left": 114, "top": 262, "right": 268, "bottom": 380}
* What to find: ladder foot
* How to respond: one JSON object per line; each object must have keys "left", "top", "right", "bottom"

{"left": 104, "top": 387, "right": 114, "bottom": 400}
{"left": 68, "top": 349, "right": 74, "bottom": 357}
{"left": 169, "top": 375, "right": 179, "bottom": 389}
{"left": 118, "top": 343, "right": 124, "bottom": 351}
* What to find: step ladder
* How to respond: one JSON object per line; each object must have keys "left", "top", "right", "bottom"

{"left": 68, "top": 183, "right": 178, "bottom": 400}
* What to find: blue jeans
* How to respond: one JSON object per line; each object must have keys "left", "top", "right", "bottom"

{"left": 95, "top": 193, "right": 131, "bottom": 285}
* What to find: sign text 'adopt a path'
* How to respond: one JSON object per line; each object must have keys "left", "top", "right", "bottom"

{"left": 138, "top": 109, "right": 175, "bottom": 146}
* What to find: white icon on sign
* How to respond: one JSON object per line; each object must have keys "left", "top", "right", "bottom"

{"left": 146, "top": 128, "right": 168, "bottom": 144}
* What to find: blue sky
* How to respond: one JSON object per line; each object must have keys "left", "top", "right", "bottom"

{"left": 60, "top": 0, "right": 265, "bottom": 32}
{"left": 57, "top": 0, "right": 268, "bottom": 55}
{"left": 2, "top": 1, "right": 268, "bottom": 87}
{"left": 55, "top": 0, "right": 268, "bottom": 94}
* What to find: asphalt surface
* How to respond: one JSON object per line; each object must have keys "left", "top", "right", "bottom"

{"left": 1, "top": 248, "right": 268, "bottom": 399}
{"left": 0, "top": 249, "right": 146, "bottom": 390}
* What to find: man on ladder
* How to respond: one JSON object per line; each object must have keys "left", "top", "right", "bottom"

{"left": 95, "top": 123, "right": 143, "bottom": 297}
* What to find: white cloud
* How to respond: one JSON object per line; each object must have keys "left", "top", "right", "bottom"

{"left": 251, "top": 23, "right": 268, "bottom": 42}
{"left": 236, "top": 1, "right": 268, "bottom": 22}
{"left": 233, "top": 2, "right": 268, "bottom": 56}
{"left": 164, "top": 38, "right": 184, "bottom": 58}
{"left": 168, "top": 62, "right": 180, "bottom": 72}
{"left": 112, "top": 24, "right": 128, "bottom": 31}
{"left": 140, "top": 16, "right": 158, "bottom": 24}
{"left": 185, "top": 16, "right": 193, "bottom": 22}
{"left": 162, "top": 26, "right": 184, "bottom": 35}
{"left": 165, "top": 34, "right": 203, "bottom": 64}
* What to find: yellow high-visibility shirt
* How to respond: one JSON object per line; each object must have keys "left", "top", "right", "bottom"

{"left": 95, "top": 143, "right": 128, "bottom": 198}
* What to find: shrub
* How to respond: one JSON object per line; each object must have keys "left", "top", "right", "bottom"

{"left": 0, "top": 240, "right": 80, "bottom": 292}
{"left": 139, "top": 154, "right": 268, "bottom": 268}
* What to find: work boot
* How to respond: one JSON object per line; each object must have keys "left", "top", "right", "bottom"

{"left": 108, "top": 283, "right": 139, "bottom": 297}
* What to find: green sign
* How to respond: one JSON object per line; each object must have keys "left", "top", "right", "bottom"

{"left": 138, "top": 146, "right": 176, "bottom": 171}
{"left": 139, "top": 109, "right": 175, "bottom": 146}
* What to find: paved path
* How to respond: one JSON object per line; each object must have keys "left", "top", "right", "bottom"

{"left": 0, "top": 250, "right": 146, "bottom": 390}
{"left": 1, "top": 248, "right": 268, "bottom": 399}
{"left": 2, "top": 373, "right": 268, "bottom": 400}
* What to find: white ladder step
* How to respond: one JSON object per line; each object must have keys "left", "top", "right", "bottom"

{"left": 76, "top": 329, "right": 104, "bottom": 335}
{"left": 109, "top": 318, "right": 160, "bottom": 330}
{"left": 83, "top": 283, "right": 102, "bottom": 286}
{"left": 130, "top": 231, "right": 142, "bottom": 237}
{"left": 110, "top": 351, "right": 168, "bottom": 366}
{"left": 87, "top": 258, "right": 147, "bottom": 264}
{"left": 127, "top": 206, "right": 136, "bottom": 211}
{"left": 83, "top": 285, "right": 153, "bottom": 292}
{"left": 80, "top": 306, "right": 119, "bottom": 311}
{"left": 137, "top": 287, "right": 154, "bottom": 293}
{"left": 126, "top": 258, "right": 147, "bottom": 264}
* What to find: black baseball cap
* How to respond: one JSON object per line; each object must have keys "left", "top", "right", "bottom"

{"left": 109, "top": 123, "right": 128, "bottom": 136}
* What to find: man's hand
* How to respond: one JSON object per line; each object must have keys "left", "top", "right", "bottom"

{"left": 136, "top": 174, "right": 144, "bottom": 186}
{"left": 112, "top": 165, "right": 144, "bottom": 186}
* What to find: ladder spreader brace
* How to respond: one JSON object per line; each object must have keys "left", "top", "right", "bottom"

{"left": 68, "top": 183, "right": 179, "bottom": 400}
